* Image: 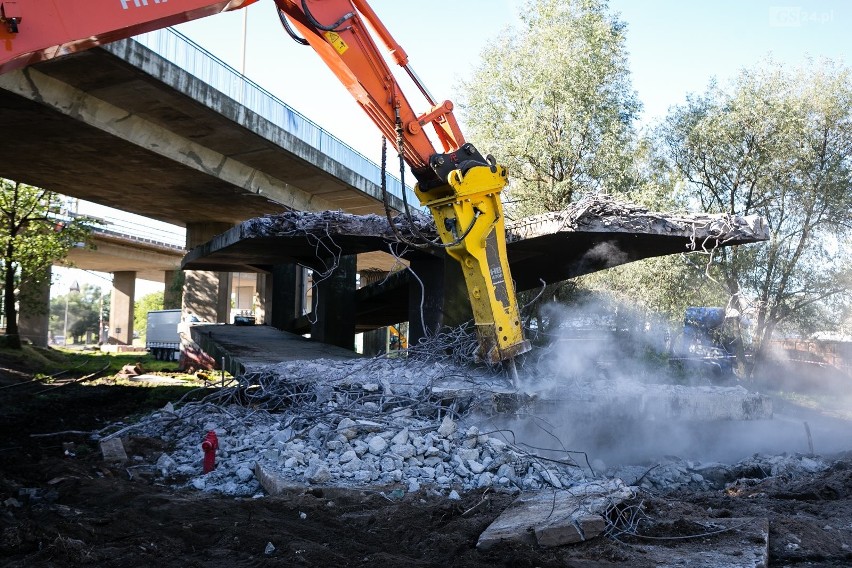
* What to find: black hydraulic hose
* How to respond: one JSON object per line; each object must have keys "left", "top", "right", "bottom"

{"left": 277, "top": 7, "right": 309, "bottom": 45}
{"left": 393, "top": 113, "right": 479, "bottom": 250}
{"left": 380, "top": 137, "right": 430, "bottom": 249}
{"left": 301, "top": 0, "right": 354, "bottom": 32}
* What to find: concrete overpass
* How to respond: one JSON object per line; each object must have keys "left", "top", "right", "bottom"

{"left": 65, "top": 226, "right": 185, "bottom": 284}
{"left": 0, "top": 28, "right": 413, "bottom": 345}
{"left": 0, "top": 28, "right": 411, "bottom": 225}
{"left": 67, "top": 231, "right": 184, "bottom": 337}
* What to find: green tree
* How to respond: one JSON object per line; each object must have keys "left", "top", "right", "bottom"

{"left": 458, "top": 0, "right": 641, "bottom": 216}
{"left": 49, "top": 283, "right": 108, "bottom": 344}
{"left": 659, "top": 59, "right": 852, "bottom": 376}
{"left": 134, "top": 291, "right": 164, "bottom": 342}
{"left": 0, "top": 179, "right": 94, "bottom": 348}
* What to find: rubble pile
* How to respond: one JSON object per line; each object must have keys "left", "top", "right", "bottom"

{"left": 606, "top": 453, "right": 830, "bottom": 492}
{"left": 115, "top": 354, "right": 830, "bottom": 504}
{"left": 125, "top": 357, "right": 592, "bottom": 497}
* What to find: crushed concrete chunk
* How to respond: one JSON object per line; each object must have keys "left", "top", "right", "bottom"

{"left": 336, "top": 418, "right": 357, "bottom": 440}
{"left": 437, "top": 416, "right": 457, "bottom": 437}
{"left": 368, "top": 436, "right": 388, "bottom": 455}
{"left": 477, "top": 478, "right": 634, "bottom": 550}
{"left": 100, "top": 438, "right": 128, "bottom": 463}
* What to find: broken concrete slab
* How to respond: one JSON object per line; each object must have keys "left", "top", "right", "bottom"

{"left": 254, "top": 462, "right": 306, "bottom": 496}
{"left": 505, "top": 196, "right": 769, "bottom": 291}
{"left": 477, "top": 478, "right": 634, "bottom": 550}
{"left": 99, "top": 437, "right": 128, "bottom": 463}
{"left": 181, "top": 210, "right": 436, "bottom": 273}
{"left": 190, "top": 323, "right": 359, "bottom": 376}
{"left": 181, "top": 198, "right": 768, "bottom": 295}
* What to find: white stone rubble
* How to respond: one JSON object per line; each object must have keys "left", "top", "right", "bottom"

{"left": 120, "top": 355, "right": 833, "bottom": 500}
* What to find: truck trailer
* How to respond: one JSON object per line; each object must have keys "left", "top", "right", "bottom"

{"left": 146, "top": 309, "right": 181, "bottom": 361}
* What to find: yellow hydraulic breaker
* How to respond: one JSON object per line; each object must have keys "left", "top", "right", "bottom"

{"left": 415, "top": 156, "right": 531, "bottom": 365}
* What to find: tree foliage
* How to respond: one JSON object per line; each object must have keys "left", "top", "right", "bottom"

{"left": 49, "top": 283, "right": 108, "bottom": 344}
{"left": 458, "top": 0, "right": 641, "bottom": 216}
{"left": 658, "top": 59, "right": 852, "bottom": 374}
{"left": 134, "top": 291, "right": 164, "bottom": 342}
{"left": 0, "top": 179, "right": 95, "bottom": 348}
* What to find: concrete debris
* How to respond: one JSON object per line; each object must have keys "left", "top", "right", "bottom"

{"left": 607, "top": 453, "right": 830, "bottom": 492}
{"left": 119, "top": 352, "right": 826, "bottom": 522}
{"left": 99, "top": 437, "right": 128, "bottom": 463}
{"left": 115, "top": 363, "right": 144, "bottom": 380}
{"left": 246, "top": 209, "right": 438, "bottom": 243}
{"left": 126, "top": 356, "right": 592, "bottom": 497}
{"left": 477, "top": 478, "right": 635, "bottom": 550}
{"left": 506, "top": 195, "right": 769, "bottom": 246}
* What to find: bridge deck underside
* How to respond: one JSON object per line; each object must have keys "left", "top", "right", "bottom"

{"left": 0, "top": 43, "right": 401, "bottom": 228}
{"left": 182, "top": 202, "right": 769, "bottom": 332}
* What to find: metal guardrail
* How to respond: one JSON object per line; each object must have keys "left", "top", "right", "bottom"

{"left": 132, "top": 28, "right": 419, "bottom": 207}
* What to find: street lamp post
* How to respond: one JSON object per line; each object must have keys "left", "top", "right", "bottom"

{"left": 62, "top": 281, "right": 80, "bottom": 346}
{"left": 98, "top": 293, "right": 104, "bottom": 345}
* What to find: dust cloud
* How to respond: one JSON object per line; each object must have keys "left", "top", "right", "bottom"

{"left": 486, "top": 298, "right": 852, "bottom": 470}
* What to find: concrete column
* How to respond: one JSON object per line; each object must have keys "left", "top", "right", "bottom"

{"left": 183, "top": 270, "right": 232, "bottom": 323}
{"left": 18, "top": 267, "right": 51, "bottom": 347}
{"left": 311, "top": 255, "right": 356, "bottom": 350}
{"left": 270, "top": 263, "right": 300, "bottom": 331}
{"left": 254, "top": 272, "right": 273, "bottom": 326}
{"left": 183, "top": 222, "right": 233, "bottom": 323}
{"left": 408, "top": 255, "right": 472, "bottom": 346}
{"left": 163, "top": 270, "right": 182, "bottom": 310}
{"left": 361, "top": 329, "right": 387, "bottom": 356}
{"left": 108, "top": 271, "right": 136, "bottom": 345}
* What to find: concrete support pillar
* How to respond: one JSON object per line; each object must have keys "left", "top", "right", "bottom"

{"left": 361, "top": 329, "right": 387, "bottom": 356}
{"left": 108, "top": 271, "right": 136, "bottom": 345}
{"left": 270, "top": 263, "right": 300, "bottom": 331}
{"left": 254, "top": 272, "right": 273, "bottom": 326}
{"left": 408, "top": 255, "right": 472, "bottom": 347}
{"left": 18, "top": 267, "right": 51, "bottom": 347}
{"left": 311, "top": 255, "right": 356, "bottom": 350}
{"left": 183, "top": 222, "right": 233, "bottom": 323}
{"left": 163, "top": 270, "right": 182, "bottom": 310}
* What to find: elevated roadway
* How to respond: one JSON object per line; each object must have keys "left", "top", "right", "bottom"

{"left": 0, "top": 29, "right": 410, "bottom": 226}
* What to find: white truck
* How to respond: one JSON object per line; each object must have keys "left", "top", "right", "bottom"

{"left": 146, "top": 309, "right": 181, "bottom": 361}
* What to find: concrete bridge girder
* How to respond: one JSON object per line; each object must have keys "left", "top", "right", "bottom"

{"left": 0, "top": 67, "right": 338, "bottom": 222}
{"left": 64, "top": 235, "right": 184, "bottom": 282}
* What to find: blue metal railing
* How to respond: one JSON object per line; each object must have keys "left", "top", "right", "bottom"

{"left": 132, "top": 28, "right": 420, "bottom": 207}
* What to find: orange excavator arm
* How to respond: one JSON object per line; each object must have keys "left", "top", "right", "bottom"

{"left": 273, "top": 0, "right": 467, "bottom": 188}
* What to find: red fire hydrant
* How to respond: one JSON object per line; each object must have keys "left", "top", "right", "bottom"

{"left": 201, "top": 430, "right": 218, "bottom": 473}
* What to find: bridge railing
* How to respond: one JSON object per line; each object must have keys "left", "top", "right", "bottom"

{"left": 62, "top": 209, "right": 187, "bottom": 250}
{"left": 132, "top": 28, "right": 420, "bottom": 208}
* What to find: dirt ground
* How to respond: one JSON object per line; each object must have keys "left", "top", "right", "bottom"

{"left": 2, "top": 352, "right": 852, "bottom": 567}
